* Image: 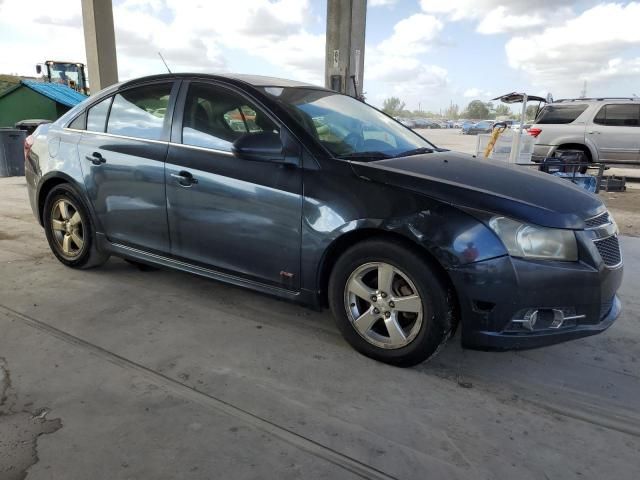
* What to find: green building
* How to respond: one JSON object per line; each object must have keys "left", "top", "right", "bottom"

{"left": 0, "top": 80, "right": 87, "bottom": 127}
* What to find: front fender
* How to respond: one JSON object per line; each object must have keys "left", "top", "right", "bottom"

{"left": 300, "top": 162, "right": 507, "bottom": 293}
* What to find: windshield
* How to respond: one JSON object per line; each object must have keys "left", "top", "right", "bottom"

{"left": 260, "top": 87, "right": 435, "bottom": 159}
{"left": 49, "top": 63, "right": 81, "bottom": 87}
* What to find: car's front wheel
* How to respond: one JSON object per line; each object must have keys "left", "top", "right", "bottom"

{"left": 328, "top": 239, "right": 454, "bottom": 367}
{"left": 43, "top": 184, "right": 109, "bottom": 269}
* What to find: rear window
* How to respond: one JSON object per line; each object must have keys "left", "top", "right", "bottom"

{"left": 106, "top": 83, "right": 172, "bottom": 141}
{"left": 535, "top": 104, "right": 588, "bottom": 124}
{"left": 593, "top": 104, "right": 640, "bottom": 127}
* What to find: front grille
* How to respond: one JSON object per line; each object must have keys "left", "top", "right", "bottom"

{"left": 594, "top": 235, "right": 622, "bottom": 267}
{"left": 585, "top": 212, "right": 610, "bottom": 228}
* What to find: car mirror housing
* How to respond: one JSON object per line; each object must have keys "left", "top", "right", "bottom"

{"left": 232, "top": 132, "right": 290, "bottom": 164}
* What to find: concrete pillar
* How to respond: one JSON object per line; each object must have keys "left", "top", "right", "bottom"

{"left": 81, "top": 0, "right": 119, "bottom": 92}
{"left": 325, "top": 0, "right": 367, "bottom": 98}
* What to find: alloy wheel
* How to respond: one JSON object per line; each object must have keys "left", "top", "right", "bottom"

{"left": 344, "top": 262, "right": 423, "bottom": 349}
{"left": 50, "top": 199, "right": 84, "bottom": 258}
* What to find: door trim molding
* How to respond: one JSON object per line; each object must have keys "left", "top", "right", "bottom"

{"left": 96, "top": 234, "right": 305, "bottom": 301}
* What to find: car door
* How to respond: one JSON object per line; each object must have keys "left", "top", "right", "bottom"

{"left": 588, "top": 104, "right": 640, "bottom": 162}
{"left": 165, "top": 81, "right": 303, "bottom": 289}
{"left": 77, "top": 81, "right": 177, "bottom": 253}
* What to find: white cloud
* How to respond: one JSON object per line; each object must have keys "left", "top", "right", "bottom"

{"left": 420, "top": 0, "right": 580, "bottom": 34}
{"left": 366, "top": 13, "right": 448, "bottom": 108}
{"left": 0, "top": 0, "right": 325, "bottom": 86}
{"left": 476, "top": 6, "right": 545, "bottom": 35}
{"left": 377, "top": 13, "right": 443, "bottom": 56}
{"left": 506, "top": 2, "right": 640, "bottom": 90}
{"left": 463, "top": 88, "right": 492, "bottom": 98}
{"left": 369, "top": 0, "right": 398, "bottom": 7}
{"left": 161, "top": 0, "right": 325, "bottom": 84}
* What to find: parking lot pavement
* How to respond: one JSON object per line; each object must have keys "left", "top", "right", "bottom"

{"left": 419, "top": 128, "right": 640, "bottom": 179}
{"left": 1, "top": 176, "right": 639, "bottom": 480}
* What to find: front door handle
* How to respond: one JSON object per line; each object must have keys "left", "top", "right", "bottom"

{"left": 171, "top": 170, "right": 198, "bottom": 187}
{"left": 588, "top": 131, "right": 601, "bottom": 134}
{"left": 86, "top": 151, "right": 106, "bottom": 165}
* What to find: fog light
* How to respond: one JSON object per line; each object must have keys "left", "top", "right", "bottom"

{"left": 508, "top": 308, "right": 585, "bottom": 332}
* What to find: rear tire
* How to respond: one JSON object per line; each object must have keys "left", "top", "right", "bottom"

{"left": 556, "top": 147, "right": 591, "bottom": 174}
{"left": 43, "top": 184, "right": 109, "bottom": 269}
{"left": 328, "top": 239, "right": 454, "bottom": 367}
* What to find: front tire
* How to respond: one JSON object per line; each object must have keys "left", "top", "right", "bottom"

{"left": 43, "top": 184, "right": 109, "bottom": 269}
{"left": 328, "top": 239, "right": 454, "bottom": 367}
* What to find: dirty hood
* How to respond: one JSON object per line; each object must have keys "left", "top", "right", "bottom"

{"left": 350, "top": 151, "right": 605, "bottom": 229}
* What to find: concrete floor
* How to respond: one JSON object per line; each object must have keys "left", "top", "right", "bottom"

{"left": 0, "top": 176, "right": 639, "bottom": 480}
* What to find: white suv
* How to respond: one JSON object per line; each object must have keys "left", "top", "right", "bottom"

{"left": 530, "top": 98, "right": 640, "bottom": 163}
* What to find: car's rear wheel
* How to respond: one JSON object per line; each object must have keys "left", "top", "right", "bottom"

{"left": 328, "top": 239, "right": 454, "bottom": 367}
{"left": 556, "top": 147, "right": 591, "bottom": 174}
{"left": 43, "top": 184, "right": 109, "bottom": 269}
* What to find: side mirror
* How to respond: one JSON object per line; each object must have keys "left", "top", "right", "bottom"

{"left": 36, "top": 64, "right": 42, "bottom": 74}
{"left": 232, "top": 132, "right": 289, "bottom": 164}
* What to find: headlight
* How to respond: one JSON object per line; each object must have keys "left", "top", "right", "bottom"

{"left": 488, "top": 216, "right": 578, "bottom": 261}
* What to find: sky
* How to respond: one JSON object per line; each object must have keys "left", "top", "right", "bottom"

{"left": 1, "top": 0, "right": 639, "bottom": 113}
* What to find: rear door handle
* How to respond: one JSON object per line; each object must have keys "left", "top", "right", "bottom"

{"left": 588, "top": 131, "right": 601, "bottom": 134}
{"left": 171, "top": 170, "right": 198, "bottom": 186}
{"left": 86, "top": 152, "right": 106, "bottom": 165}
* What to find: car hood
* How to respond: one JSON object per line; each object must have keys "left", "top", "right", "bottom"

{"left": 350, "top": 151, "right": 604, "bottom": 229}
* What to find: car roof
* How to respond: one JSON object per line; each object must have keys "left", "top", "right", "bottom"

{"left": 550, "top": 97, "right": 640, "bottom": 105}
{"left": 118, "top": 73, "right": 325, "bottom": 90}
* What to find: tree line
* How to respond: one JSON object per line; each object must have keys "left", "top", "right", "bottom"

{"left": 381, "top": 97, "right": 538, "bottom": 121}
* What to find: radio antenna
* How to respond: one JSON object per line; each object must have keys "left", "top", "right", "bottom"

{"left": 158, "top": 52, "right": 172, "bottom": 74}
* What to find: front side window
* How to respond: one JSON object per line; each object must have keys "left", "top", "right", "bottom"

{"left": 86, "top": 97, "right": 111, "bottom": 132}
{"left": 593, "top": 104, "right": 640, "bottom": 127}
{"left": 536, "top": 104, "right": 588, "bottom": 124}
{"left": 260, "top": 87, "right": 434, "bottom": 158}
{"left": 107, "top": 83, "right": 172, "bottom": 140}
{"left": 182, "top": 83, "right": 278, "bottom": 151}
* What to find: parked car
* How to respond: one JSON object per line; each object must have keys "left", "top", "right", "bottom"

{"left": 25, "top": 73, "right": 623, "bottom": 366}
{"left": 465, "top": 120, "right": 494, "bottom": 135}
{"left": 510, "top": 122, "right": 522, "bottom": 131}
{"left": 411, "top": 118, "right": 430, "bottom": 129}
{"left": 398, "top": 117, "right": 416, "bottom": 129}
{"left": 460, "top": 120, "right": 475, "bottom": 133}
{"left": 530, "top": 98, "right": 640, "bottom": 163}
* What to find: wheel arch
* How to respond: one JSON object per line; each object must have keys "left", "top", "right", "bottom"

{"left": 556, "top": 142, "right": 596, "bottom": 162}
{"left": 37, "top": 173, "right": 88, "bottom": 227}
{"left": 316, "top": 228, "right": 460, "bottom": 328}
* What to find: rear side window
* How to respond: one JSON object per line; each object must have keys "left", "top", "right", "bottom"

{"left": 593, "top": 104, "right": 640, "bottom": 127}
{"left": 107, "top": 83, "right": 172, "bottom": 140}
{"left": 86, "top": 97, "right": 112, "bottom": 132}
{"left": 536, "top": 104, "right": 588, "bottom": 124}
{"left": 68, "top": 114, "right": 86, "bottom": 130}
{"left": 182, "top": 83, "right": 278, "bottom": 151}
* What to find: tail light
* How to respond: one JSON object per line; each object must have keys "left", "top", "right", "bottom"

{"left": 528, "top": 127, "right": 542, "bottom": 138}
{"left": 24, "top": 134, "right": 34, "bottom": 163}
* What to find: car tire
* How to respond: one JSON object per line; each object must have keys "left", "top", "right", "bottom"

{"left": 43, "top": 183, "right": 109, "bottom": 269}
{"left": 328, "top": 239, "right": 455, "bottom": 367}
{"left": 556, "top": 148, "right": 590, "bottom": 174}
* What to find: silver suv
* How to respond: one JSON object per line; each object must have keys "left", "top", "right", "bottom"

{"left": 531, "top": 98, "right": 640, "bottom": 163}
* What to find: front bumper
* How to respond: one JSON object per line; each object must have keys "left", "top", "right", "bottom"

{"left": 448, "top": 253, "right": 623, "bottom": 350}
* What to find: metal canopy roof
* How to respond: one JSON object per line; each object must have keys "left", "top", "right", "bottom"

{"left": 20, "top": 80, "right": 87, "bottom": 107}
